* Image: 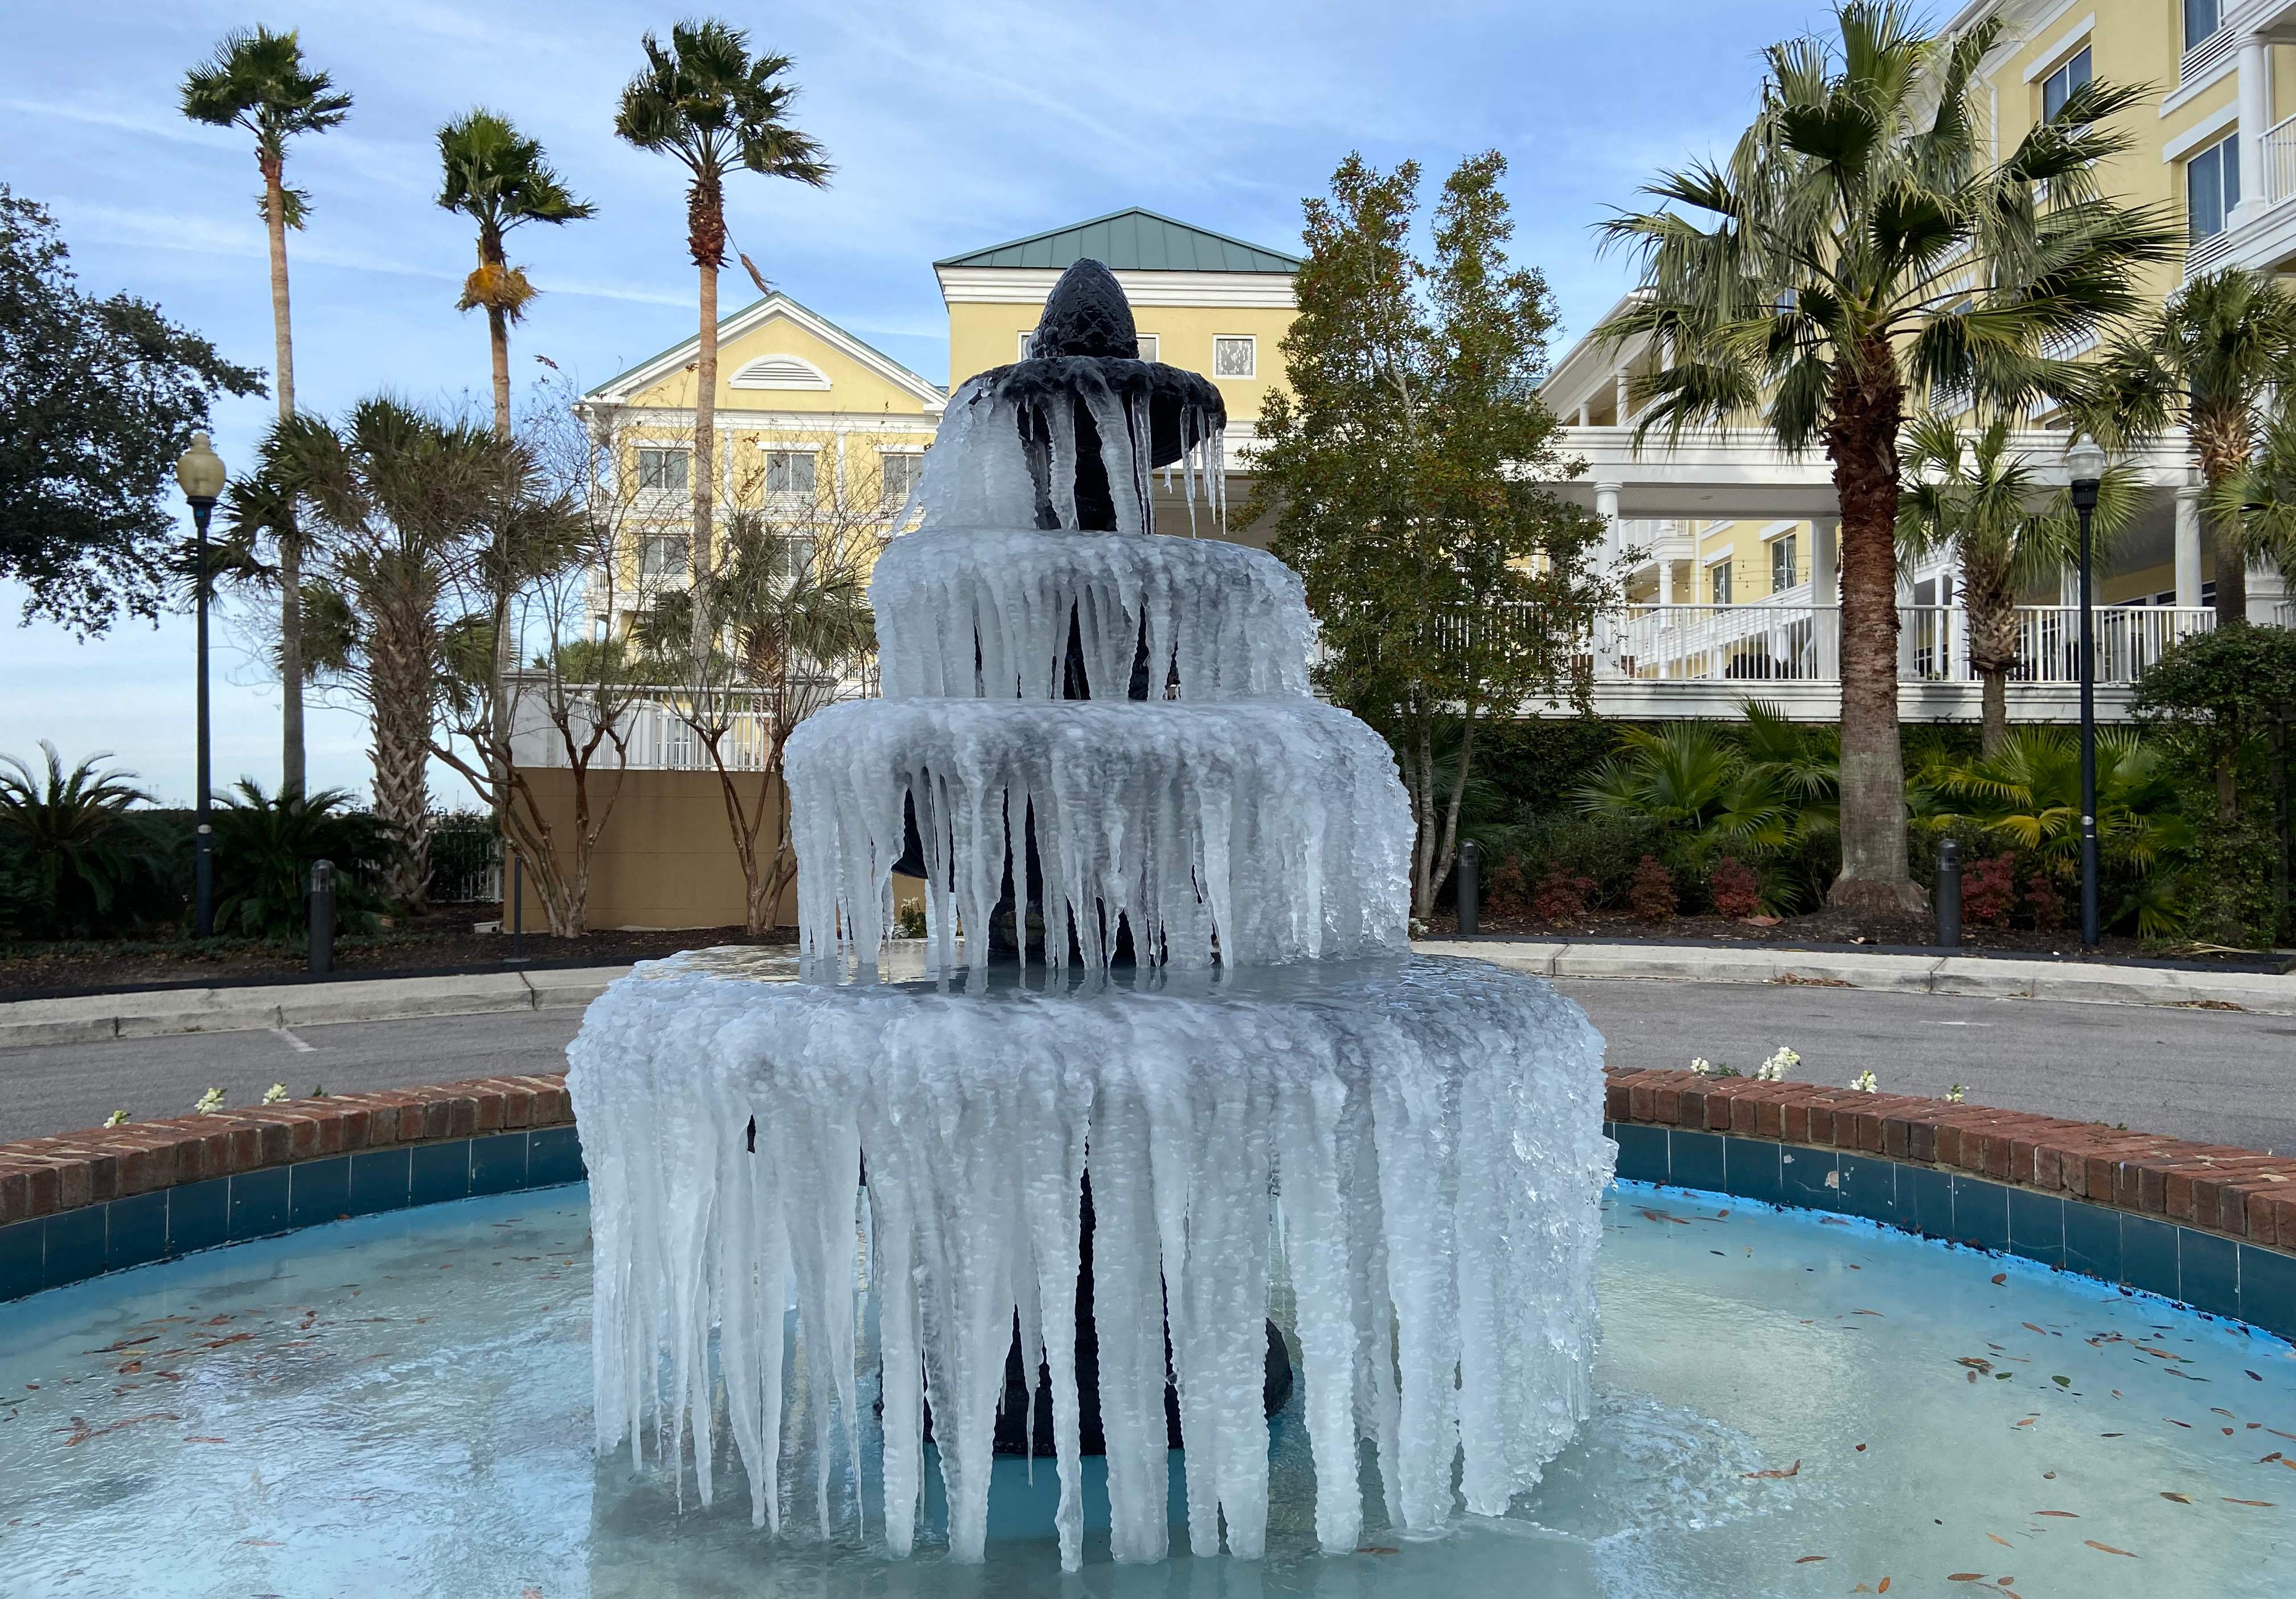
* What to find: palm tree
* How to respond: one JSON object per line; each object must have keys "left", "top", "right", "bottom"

{"left": 1896, "top": 413, "right": 2139, "bottom": 756}
{"left": 0, "top": 744, "right": 165, "bottom": 939}
{"left": 614, "top": 19, "right": 830, "bottom": 660}
{"left": 181, "top": 27, "right": 352, "bottom": 798}
{"left": 1597, "top": 2, "right": 2176, "bottom": 912}
{"left": 436, "top": 109, "right": 595, "bottom": 440}
{"left": 2079, "top": 269, "right": 2296, "bottom": 627}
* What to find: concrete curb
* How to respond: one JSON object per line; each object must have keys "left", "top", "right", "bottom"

{"left": 1417, "top": 939, "right": 2296, "bottom": 1015}
{"left": 5, "top": 940, "right": 2290, "bottom": 1048}
{"left": 0, "top": 965, "right": 642, "bottom": 1049}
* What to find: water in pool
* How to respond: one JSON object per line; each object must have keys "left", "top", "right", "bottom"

{"left": 1, "top": 1182, "right": 2289, "bottom": 1596}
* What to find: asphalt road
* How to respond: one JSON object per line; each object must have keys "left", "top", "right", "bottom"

{"left": 0, "top": 979, "right": 2290, "bottom": 1152}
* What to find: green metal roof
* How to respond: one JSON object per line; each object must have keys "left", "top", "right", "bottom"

{"left": 934, "top": 208, "right": 1301, "bottom": 274}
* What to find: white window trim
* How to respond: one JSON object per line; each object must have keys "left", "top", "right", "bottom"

{"left": 1700, "top": 547, "right": 1734, "bottom": 569}
{"left": 2163, "top": 102, "right": 2240, "bottom": 163}
{"left": 1212, "top": 334, "right": 1257, "bottom": 380}
{"left": 2021, "top": 15, "right": 2094, "bottom": 83}
{"left": 1135, "top": 333, "right": 1159, "bottom": 363}
{"left": 1018, "top": 330, "right": 1035, "bottom": 362}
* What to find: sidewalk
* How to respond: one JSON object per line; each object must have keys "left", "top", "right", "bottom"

{"left": 3, "top": 938, "right": 2292, "bottom": 1050}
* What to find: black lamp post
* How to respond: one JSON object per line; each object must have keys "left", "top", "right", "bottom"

{"left": 2066, "top": 432, "right": 2107, "bottom": 953}
{"left": 176, "top": 430, "right": 227, "bottom": 940}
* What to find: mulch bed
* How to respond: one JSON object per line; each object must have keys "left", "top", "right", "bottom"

{"left": 0, "top": 908, "right": 794, "bottom": 1003}
{"left": 1428, "top": 905, "right": 2294, "bottom": 970}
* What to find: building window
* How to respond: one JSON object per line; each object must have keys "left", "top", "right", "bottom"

{"left": 880, "top": 450, "right": 922, "bottom": 507}
{"left": 2041, "top": 46, "right": 2090, "bottom": 122}
{"left": 2188, "top": 134, "right": 2241, "bottom": 240}
{"left": 1708, "top": 560, "right": 1733, "bottom": 606}
{"left": 764, "top": 449, "right": 817, "bottom": 499}
{"left": 2186, "top": 0, "right": 2221, "bottom": 50}
{"left": 1135, "top": 334, "right": 1159, "bottom": 363}
{"left": 1018, "top": 330, "right": 1036, "bottom": 361}
{"left": 1770, "top": 534, "right": 1798, "bottom": 593}
{"left": 1213, "top": 336, "right": 1256, "bottom": 379}
{"left": 637, "top": 448, "right": 688, "bottom": 494}
{"left": 640, "top": 533, "right": 687, "bottom": 580}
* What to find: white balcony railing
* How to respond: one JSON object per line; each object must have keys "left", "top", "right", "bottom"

{"left": 1598, "top": 602, "right": 2215, "bottom": 686}
{"left": 2267, "top": 112, "right": 2296, "bottom": 207}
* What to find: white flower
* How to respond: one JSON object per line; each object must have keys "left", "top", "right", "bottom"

{"left": 1850, "top": 1069, "right": 1878, "bottom": 1093}
{"left": 1754, "top": 1046, "right": 1798, "bottom": 1083}
{"left": 262, "top": 1083, "right": 289, "bottom": 1105}
{"left": 104, "top": 1109, "right": 129, "bottom": 1128}
{"left": 1690, "top": 1057, "right": 1713, "bottom": 1077}
{"left": 193, "top": 1087, "right": 226, "bottom": 1116}
{"left": 1945, "top": 1084, "right": 1966, "bottom": 1105}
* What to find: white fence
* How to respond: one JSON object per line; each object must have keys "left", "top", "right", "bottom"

{"left": 1604, "top": 602, "right": 2213, "bottom": 686}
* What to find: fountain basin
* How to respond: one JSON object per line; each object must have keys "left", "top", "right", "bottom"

{"left": 3, "top": 1178, "right": 2291, "bottom": 1596}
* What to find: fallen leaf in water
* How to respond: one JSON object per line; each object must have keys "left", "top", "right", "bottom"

{"left": 183, "top": 1436, "right": 227, "bottom": 1444}
{"left": 2268, "top": 1453, "right": 2288, "bottom": 1464}
{"left": 2033, "top": 1510, "right": 2077, "bottom": 1518}
{"left": 1355, "top": 1547, "right": 1398, "bottom": 1556}
{"left": 1742, "top": 1459, "right": 1801, "bottom": 1479}
{"left": 2084, "top": 1540, "right": 2136, "bottom": 1556}
{"left": 1879, "top": 1580, "right": 1891, "bottom": 1593}
{"left": 240, "top": 1539, "right": 282, "bottom": 1547}
{"left": 2023, "top": 1323, "right": 2048, "bottom": 1335}
{"left": 1793, "top": 1555, "right": 1826, "bottom": 1563}
{"left": 92, "top": 1336, "right": 157, "bottom": 1354}
{"left": 1948, "top": 1577, "right": 1987, "bottom": 1585}
{"left": 1992, "top": 1273, "right": 2007, "bottom": 1285}
{"left": 1987, "top": 1534, "right": 2014, "bottom": 1548}
{"left": 2223, "top": 1499, "right": 2275, "bottom": 1507}
{"left": 2042, "top": 1471, "right": 2057, "bottom": 1480}
{"left": 2161, "top": 1493, "right": 2193, "bottom": 1504}
{"left": 2052, "top": 1375, "right": 2070, "bottom": 1387}
{"left": 1856, "top": 1442, "right": 1867, "bottom": 1452}
{"left": 2164, "top": 1418, "right": 2192, "bottom": 1428}
{"left": 1855, "top": 1309, "right": 1883, "bottom": 1315}
{"left": 2015, "top": 1417, "right": 2037, "bottom": 1428}
{"left": 59, "top": 1412, "right": 178, "bottom": 1446}
{"left": 116, "top": 1361, "right": 141, "bottom": 1376}
{"left": 1959, "top": 1357, "right": 1995, "bottom": 1373}
{"left": 2249, "top": 1371, "right": 2264, "bottom": 1381}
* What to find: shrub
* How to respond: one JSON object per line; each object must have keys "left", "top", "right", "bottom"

{"left": 1708, "top": 856, "right": 1761, "bottom": 919}
{"left": 1482, "top": 854, "right": 1530, "bottom": 918}
{"left": 1962, "top": 853, "right": 2016, "bottom": 927}
{"left": 1531, "top": 866, "right": 1594, "bottom": 921}
{"left": 210, "top": 781, "right": 399, "bottom": 942}
{"left": 893, "top": 897, "right": 927, "bottom": 938}
{"left": 1628, "top": 855, "right": 1677, "bottom": 921}
{"left": 2023, "top": 871, "right": 2064, "bottom": 933}
{"left": 0, "top": 744, "right": 176, "bottom": 940}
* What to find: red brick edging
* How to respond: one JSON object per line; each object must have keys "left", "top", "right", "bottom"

{"left": 1604, "top": 1066, "right": 2296, "bottom": 1252}
{"left": 0, "top": 1075, "right": 572, "bottom": 1228}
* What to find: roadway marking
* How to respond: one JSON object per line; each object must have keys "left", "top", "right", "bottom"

{"left": 273, "top": 1027, "right": 317, "bottom": 1053}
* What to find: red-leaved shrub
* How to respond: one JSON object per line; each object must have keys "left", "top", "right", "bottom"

{"left": 1709, "top": 856, "right": 1761, "bottom": 919}
{"left": 1629, "top": 855, "right": 1678, "bottom": 921}
{"left": 1962, "top": 853, "right": 2017, "bottom": 927}
{"left": 2024, "top": 872, "right": 2065, "bottom": 932}
{"left": 1484, "top": 855, "right": 1530, "bottom": 919}
{"left": 1532, "top": 866, "right": 1594, "bottom": 922}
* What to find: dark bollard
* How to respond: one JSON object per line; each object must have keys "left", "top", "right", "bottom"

{"left": 1458, "top": 839, "right": 1481, "bottom": 937}
{"left": 506, "top": 852, "right": 528, "bottom": 965}
{"left": 308, "top": 859, "right": 335, "bottom": 975}
{"left": 1936, "top": 838, "right": 1962, "bottom": 949}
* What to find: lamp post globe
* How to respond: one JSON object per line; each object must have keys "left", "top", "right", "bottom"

{"left": 2066, "top": 434, "right": 2105, "bottom": 952}
{"left": 177, "top": 430, "right": 226, "bottom": 940}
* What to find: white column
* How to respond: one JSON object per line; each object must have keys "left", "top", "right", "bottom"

{"left": 1594, "top": 482, "right": 1623, "bottom": 676}
{"left": 2175, "top": 483, "right": 2204, "bottom": 608}
{"left": 1657, "top": 555, "right": 1674, "bottom": 608}
{"left": 2237, "top": 33, "right": 2270, "bottom": 220}
{"left": 1613, "top": 370, "right": 1632, "bottom": 427}
{"left": 1576, "top": 400, "right": 1592, "bottom": 428}
{"left": 1811, "top": 515, "right": 1839, "bottom": 680}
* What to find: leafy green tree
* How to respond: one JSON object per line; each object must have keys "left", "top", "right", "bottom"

{"left": 0, "top": 189, "right": 263, "bottom": 634}
{"left": 1253, "top": 151, "right": 1609, "bottom": 916}
{"left": 436, "top": 109, "right": 594, "bottom": 440}
{"left": 1896, "top": 412, "right": 2139, "bottom": 756}
{"left": 0, "top": 744, "right": 173, "bottom": 939}
{"left": 1598, "top": 2, "right": 2176, "bottom": 912}
{"left": 614, "top": 18, "right": 829, "bottom": 660}
{"left": 2079, "top": 269, "right": 2296, "bottom": 627}
{"left": 182, "top": 25, "right": 352, "bottom": 797}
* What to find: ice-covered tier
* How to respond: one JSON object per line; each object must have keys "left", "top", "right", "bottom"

{"left": 785, "top": 697, "right": 1411, "bottom": 970}
{"left": 872, "top": 527, "right": 1313, "bottom": 702}
{"left": 568, "top": 954, "right": 1613, "bottom": 1572}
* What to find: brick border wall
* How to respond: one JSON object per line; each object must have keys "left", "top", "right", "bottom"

{"left": 1604, "top": 1067, "right": 2296, "bottom": 1343}
{"left": 0, "top": 1075, "right": 579, "bottom": 1302}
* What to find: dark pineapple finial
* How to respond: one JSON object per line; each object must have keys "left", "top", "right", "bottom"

{"left": 1028, "top": 259, "right": 1138, "bottom": 359}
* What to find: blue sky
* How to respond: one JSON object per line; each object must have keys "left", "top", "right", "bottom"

{"left": 3, "top": 0, "right": 1825, "bottom": 805}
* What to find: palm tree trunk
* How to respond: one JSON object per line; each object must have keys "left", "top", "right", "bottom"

{"left": 486, "top": 303, "right": 512, "bottom": 440}
{"left": 1979, "top": 670, "right": 2008, "bottom": 756}
{"left": 370, "top": 629, "right": 434, "bottom": 911}
{"left": 690, "top": 252, "right": 719, "bottom": 668}
{"left": 1824, "top": 354, "right": 1921, "bottom": 913}
{"left": 263, "top": 155, "right": 305, "bottom": 798}
{"left": 485, "top": 298, "right": 515, "bottom": 847}
{"left": 2207, "top": 499, "right": 2248, "bottom": 626}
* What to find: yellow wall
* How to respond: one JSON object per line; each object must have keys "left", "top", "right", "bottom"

{"left": 947, "top": 298, "right": 1295, "bottom": 421}
{"left": 628, "top": 307, "right": 938, "bottom": 421}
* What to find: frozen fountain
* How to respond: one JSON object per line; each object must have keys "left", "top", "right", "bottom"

{"left": 567, "top": 260, "right": 1614, "bottom": 1572}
